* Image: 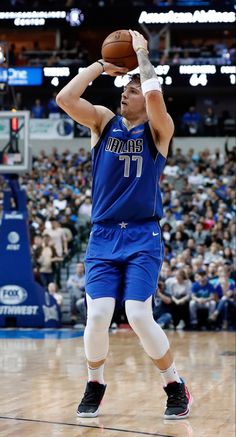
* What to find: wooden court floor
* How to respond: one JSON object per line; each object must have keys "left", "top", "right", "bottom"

{"left": 0, "top": 329, "right": 235, "bottom": 437}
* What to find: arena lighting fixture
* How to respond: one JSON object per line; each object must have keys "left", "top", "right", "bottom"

{"left": 0, "top": 9, "right": 84, "bottom": 27}
{"left": 138, "top": 10, "right": 236, "bottom": 24}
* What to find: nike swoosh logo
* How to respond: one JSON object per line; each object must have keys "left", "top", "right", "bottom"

{"left": 152, "top": 232, "right": 159, "bottom": 236}
{"left": 113, "top": 129, "right": 123, "bottom": 132}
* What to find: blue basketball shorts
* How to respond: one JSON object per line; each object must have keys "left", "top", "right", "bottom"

{"left": 85, "top": 220, "right": 164, "bottom": 302}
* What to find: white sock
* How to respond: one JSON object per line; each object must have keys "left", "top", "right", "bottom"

{"left": 88, "top": 363, "right": 105, "bottom": 385}
{"left": 160, "top": 362, "right": 181, "bottom": 386}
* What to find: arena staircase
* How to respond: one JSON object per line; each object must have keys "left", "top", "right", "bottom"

{"left": 59, "top": 248, "right": 86, "bottom": 325}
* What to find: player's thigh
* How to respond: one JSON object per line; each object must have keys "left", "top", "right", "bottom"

{"left": 124, "top": 251, "right": 164, "bottom": 301}
{"left": 85, "top": 258, "right": 122, "bottom": 299}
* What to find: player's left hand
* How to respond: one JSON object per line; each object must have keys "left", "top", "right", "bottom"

{"left": 99, "top": 59, "right": 129, "bottom": 76}
{"left": 129, "top": 29, "right": 148, "bottom": 54}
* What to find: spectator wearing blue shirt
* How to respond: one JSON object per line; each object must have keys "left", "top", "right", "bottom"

{"left": 209, "top": 274, "right": 236, "bottom": 329}
{"left": 190, "top": 269, "right": 216, "bottom": 327}
{"left": 31, "top": 98, "right": 45, "bottom": 119}
{"left": 47, "top": 92, "right": 61, "bottom": 118}
{"left": 181, "top": 106, "right": 202, "bottom": 135}
{"left": 66, "top": 262, "right": 86, "bottom": 325}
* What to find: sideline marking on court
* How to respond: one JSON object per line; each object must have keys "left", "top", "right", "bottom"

{"left": 0, "top": 328, "right": 84, "bottom": 340}
{"left": 0, "top": 416, "right": 174, "bottom": 437}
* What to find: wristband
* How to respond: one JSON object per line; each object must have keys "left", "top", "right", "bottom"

{"left": 141, "top": 78, "right": 162, "bottom": 95}
{"left": 97, "top": 60, "right": 105, "bottom": 72}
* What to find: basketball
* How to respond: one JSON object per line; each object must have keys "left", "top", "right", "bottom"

{"left": 101, "top": 29, "right": 138, "bottom": 71}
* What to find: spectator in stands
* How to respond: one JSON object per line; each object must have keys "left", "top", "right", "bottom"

{"left": 67, "top": 262, "right": 86, "bottom": 325}
{"left": 210, "top": 148, "right": 225, "bottom": 168}
{"left": 207, "top": 262, "right": 218, "bottom": 281}
{"left": 45, "top": 218, "right": 68, "bottom": 257}
{"left": 53, "top": 192, "right": 67, "bottom": 213}
{"left": 165, "top": 269, "right": 192, "bottom": 329}
{"left": 223, "top": 247, "right": 234, "bottom": 264}
{"left": 172, "top": 53, "right": 180, "bottom": 64}
{"left": 162, "top": 222, "right": 172, "bottom": 244}
{"left": 31, "top": 98, "right": 45, "bottom": 118}
{"left": 209, "top": 272, "right": 236, "bottom": 329}
{"left": 188, "top": 166, "right": 204, "bottom": 186}
{"left": 140, "top": 23, "right": 169, "bottom": 62}
{"left": 172, "top": 148, "right": 187, "bottom": 164}
{"left": 35, "top": 234, "right": 60, "bottom": 287}
{"left": 60, "top": 213, "right": 78, "bottom": 251}
{"left": 163, "top": 158, "right": 179, "bottom": 179}
{"left": 78, "top": 196, "right": 92, "bottom": 224}
{"left": 202, "top": 209, "right": 215, "bottom": 231}
{"left": 203, "top": 107, "right": 218, "bottom": 136}
{"left": 170, "top": 230, "right": 186, "bottom": 256}
{"left": 204, "top": 242, "right": 223, "bottom": 265}
{"left": 48, "top": 282, "right": 63, "bottom": 307}
{"left": 190, "top": 269, "right": 216, "bottom": 328}
{"left": 181, "top": 106, "right": 202, "bottom": 135}
{"left": 47, "top": 92, "right": 61, "bottom": 118}
{"left": 170, "top": 199, "right": 183, "bottom": 221}
{"left": 181, "top": 50, "right": 194, "bottom": 65}
{"left": 192, "top": 222, "right": 208, "bottom": 245}
{"left": 153, "top": 282, "right": 172, "bottom": 329}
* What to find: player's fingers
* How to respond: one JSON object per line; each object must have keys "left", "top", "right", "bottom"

{"left": 129, "top": 29, "right": 141, "bottom": 36}
{"left": 129, "top": 29, "right": 136, "bottom": 37}
{"left": 111, "top": 64, "right": 128, "bottom": 73}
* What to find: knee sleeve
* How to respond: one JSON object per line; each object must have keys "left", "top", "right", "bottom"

{"left": 125, "top": 297, "right": 170, "bottom": 360}
{"left": 84, "top": 295, "right": 115, "bottom": 362}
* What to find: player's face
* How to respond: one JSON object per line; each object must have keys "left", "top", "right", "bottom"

{"left": 120, "top": 82, "right": 145, "bottom": 118}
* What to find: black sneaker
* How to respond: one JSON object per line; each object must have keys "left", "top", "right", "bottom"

{"left": 77, "top": 381, "right": 106, "bottom": 418}
{"left": 164, "top": 379, "right": 192, "bottom": 420}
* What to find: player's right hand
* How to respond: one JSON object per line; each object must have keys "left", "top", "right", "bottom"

{"left": 100, "top": 59, "right": 128, "bottom": 76}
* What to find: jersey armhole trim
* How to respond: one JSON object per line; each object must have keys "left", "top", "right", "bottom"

{"left": 145, "top": 122, "right": 167, "bottom": 162}
{"left": 93, "top": 116, "right": 117, "bottom": 151}
{"left": 145, "top": 122, "right": 159, "bottom": 161}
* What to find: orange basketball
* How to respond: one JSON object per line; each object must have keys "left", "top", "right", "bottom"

{"left": 101, "top": 30, "right": 138, "bottom": 72}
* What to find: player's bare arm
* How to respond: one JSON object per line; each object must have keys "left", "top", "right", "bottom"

{"left": 56, "top": 61, "right": 128, "bottom": 136}
{"left": 129, "top": 30, "right": 174, "bottom": 157}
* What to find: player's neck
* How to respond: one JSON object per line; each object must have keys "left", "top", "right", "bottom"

{"left": 122, "top": 116, "right": 148, "bottom": 130}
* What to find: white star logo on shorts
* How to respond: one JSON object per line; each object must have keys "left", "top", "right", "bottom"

{"left": 119, "top": 221, "right": 128, "bottom": 229}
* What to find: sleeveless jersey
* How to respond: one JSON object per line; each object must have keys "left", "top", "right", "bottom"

{"left": 91, "top": 115, "right": 167, "bottom": 223}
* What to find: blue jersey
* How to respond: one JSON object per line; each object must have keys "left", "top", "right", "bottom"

{"left": 91, "top": 115, "right": 167, "bottom": 223}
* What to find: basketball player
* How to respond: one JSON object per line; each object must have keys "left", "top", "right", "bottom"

{"left": 56, "top": 29, "right": 192, "bottom": 420}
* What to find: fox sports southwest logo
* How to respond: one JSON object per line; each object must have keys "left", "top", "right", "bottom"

{"left": 0, "top": 285, "right": 28, "bottom": 305}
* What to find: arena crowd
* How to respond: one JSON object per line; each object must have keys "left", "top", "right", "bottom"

{"left": 0, "top": 140, "right": 235, "bottom": 331}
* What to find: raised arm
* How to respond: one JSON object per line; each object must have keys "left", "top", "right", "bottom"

{"left": 129, "top": 30, "right": 174, "bottom": 157}
{"left": 56, "top": 61, "right": 128, "bottom": 135}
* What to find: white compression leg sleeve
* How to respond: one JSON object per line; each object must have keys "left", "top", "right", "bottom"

{"left": 84, "top": 294, "right": 116, "bottom": 362}
{"left": 125, "top": 296, "right": 170, "bottom": 360}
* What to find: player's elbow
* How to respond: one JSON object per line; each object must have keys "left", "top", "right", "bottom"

{"left": 56, "top": 90, "right": 68, "bottom": 109}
